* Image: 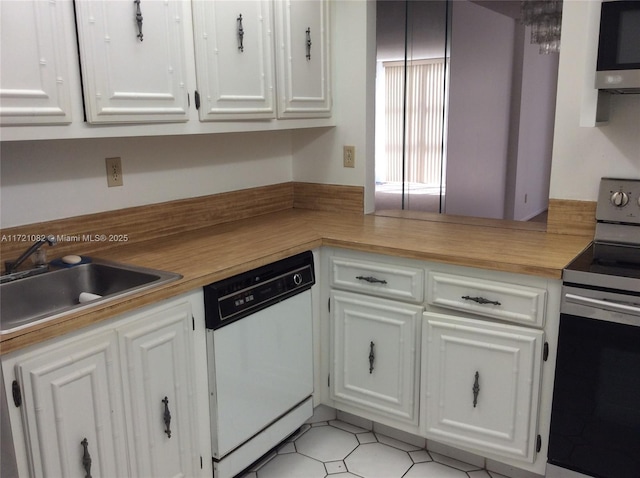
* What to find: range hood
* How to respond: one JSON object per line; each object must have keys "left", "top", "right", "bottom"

{"left": 596, "top": 70, "right": 640, "bottom": 94}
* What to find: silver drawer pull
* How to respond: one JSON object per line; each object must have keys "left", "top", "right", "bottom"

{"left": 462, "top": 295, "right": 501, "bottom": 306}
{"left": 356, "top": 275, "right": 388, "bottom": 285}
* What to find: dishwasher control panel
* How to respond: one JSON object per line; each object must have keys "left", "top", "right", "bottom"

{"left": 204, "top": 251, "right": 315, "bottom": 329}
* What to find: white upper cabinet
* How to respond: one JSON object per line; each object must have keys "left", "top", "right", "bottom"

{"left": 0, "top": 0, "right": 74, "bottom": 125}
{"left": 0, "top": 0, "right": 334, "bottom": 139}
{"left": 274, "top": 0, "right": 331, "bottom": 118}
{"left": 74, "top": 0, "right": 190, "bottom": 124}
{"left": 192, "top": 0, "right": 276, "bottom": 120}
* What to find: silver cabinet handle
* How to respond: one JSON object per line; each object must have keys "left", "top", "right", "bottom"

{"left": 472, "top": 371, "right": 480, "bottom": 408}
{"left": 356, "top": 275, "right": 388, "bottom": 285}
{"left": 462, "top": 295, "right": 501, "bottom": 306}
{"left": 81, "top": 438, "right": 92, "bottom": 478}
{"left": 134, "top": 0, "right": 143, "bottom": 41}
{"left": 237, "top": 14, "right": 244, "bottom": 52}
{"left": 162, "top": 396, "right": 172, "bottom": 438}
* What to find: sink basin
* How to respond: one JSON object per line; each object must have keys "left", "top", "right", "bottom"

{"left": 0, "top": 259, "right": 182, "bottom": 335}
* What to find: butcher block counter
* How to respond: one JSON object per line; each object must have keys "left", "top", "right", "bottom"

{"left": 0, "top": 206, "right": 592, "bottom": 355}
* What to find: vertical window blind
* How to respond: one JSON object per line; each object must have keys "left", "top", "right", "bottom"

{"left": 383, "top": 59, "right": 446, "bottom": 185}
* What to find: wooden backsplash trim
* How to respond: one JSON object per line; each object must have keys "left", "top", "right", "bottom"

{"left": 0, "top": 182, "right": 364, "bottom": 262}
{"left": 293, "top": 182, "right": 364, "bottom": 214}
{"left": 0, "top": 183, "right": 294, "bottom": 261}
{"left": 546, "top": 198, "right": 596, "bottom": 237}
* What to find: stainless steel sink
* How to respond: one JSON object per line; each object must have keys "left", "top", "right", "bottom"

{"left": 0, "top": 259, "right": 182, "bottom": 335}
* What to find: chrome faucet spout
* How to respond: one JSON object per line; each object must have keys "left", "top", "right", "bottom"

{"left": 5, "top": 235, "right": 57, "bottom": 274}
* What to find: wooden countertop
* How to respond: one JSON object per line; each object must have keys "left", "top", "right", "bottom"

{"left": 0, "top": 209, "right": 591, "bottom": 355}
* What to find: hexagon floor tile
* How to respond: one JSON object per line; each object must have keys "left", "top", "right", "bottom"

{"left": 295, "top": 423, "right": 359, "bottom": 462}
{"left": 345, "top": 442, "right": 414, "bottom": 478}
{"left": 238, "top": 420, "right": 500, "bottom": 478}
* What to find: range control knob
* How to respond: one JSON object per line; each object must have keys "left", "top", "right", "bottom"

{"left": 610, "top": 191, "right": 629, "bottom": 207}
{"left": 293, "top": 273, "right": 303, "bottom": 286}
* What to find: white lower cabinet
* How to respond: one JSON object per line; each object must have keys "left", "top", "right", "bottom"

{"left": 2, "top": 292, "right": 205, "bottom": 478}
{"left": 117, "top": 300, "right": 199, "bottom": 478}
{"left": 421, "top": 312, "right": 544, "bottom": 463}
{"left": 13, "top": 330, "right": 128, "bottom": 478}
{"left": 330, "top": 291, "right": 422, "bottom": 426}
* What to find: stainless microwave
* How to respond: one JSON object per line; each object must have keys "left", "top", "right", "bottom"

{"left": 595, "top": 0, "right": 640, "bottom": 93}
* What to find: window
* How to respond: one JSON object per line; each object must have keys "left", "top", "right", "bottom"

{"left": 376, "top": 59, "right": 447, "bottom": 211}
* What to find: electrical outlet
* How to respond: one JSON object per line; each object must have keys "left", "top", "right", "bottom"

{"left": 343, "top": 146, "right": 355, "bottom": 168}
{"left": 105, "top": 157, "right": 123, "bottom": 187}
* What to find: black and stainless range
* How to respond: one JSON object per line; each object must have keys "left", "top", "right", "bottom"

{"left": 547, "top": 178, "right": 640, "bottom": 478}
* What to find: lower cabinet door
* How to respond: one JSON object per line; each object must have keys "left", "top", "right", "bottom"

{"left": 422, "top": 312, "right": 544, "bottom": 462}
{"left": 117, "top": 301, "right": 198, "bottom": 478}
{"left": 15, "top": 331, "right": 128, "bottom": 478}
{"left": 331, "top": 291, "right": 423, "bottom": 424}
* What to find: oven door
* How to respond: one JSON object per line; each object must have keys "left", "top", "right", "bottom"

{"left": 548, "top": 287, "right": 640, "bottom": 478}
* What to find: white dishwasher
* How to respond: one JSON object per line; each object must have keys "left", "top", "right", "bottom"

{"left": 203, "top": 251, "right": 315, "bottom": 478}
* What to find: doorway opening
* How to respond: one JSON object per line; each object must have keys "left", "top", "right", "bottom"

{"left": 374, "top": 0, "right": 559, "bottom": 222}
{"left": 374, "top": 0, "right": 448, "bottom": 215}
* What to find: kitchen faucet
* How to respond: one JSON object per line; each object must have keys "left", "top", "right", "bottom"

{"left": 4, "top": 235, "right": 57, "bottom": 275}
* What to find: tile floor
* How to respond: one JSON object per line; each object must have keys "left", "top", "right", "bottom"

{"left": 238, "top": 420, "right": 509, "bottom": 478}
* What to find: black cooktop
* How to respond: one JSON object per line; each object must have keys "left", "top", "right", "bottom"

{"left": 563, "top": 244, "right": 640, "bottom": 292}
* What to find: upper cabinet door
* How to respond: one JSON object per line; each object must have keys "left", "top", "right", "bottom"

{"left": 0, "top": 0, "right": 74, "bottom": 125}
{"left": 74, "top": 0, "right": 190, "bottom": 124}
{"left": 274, "top": 0, "right": 331, "bottom": 118}
{"left": 192, "top": 0, "right": 276, "bottom": 120}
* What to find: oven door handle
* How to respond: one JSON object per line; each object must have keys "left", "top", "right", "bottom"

{"left": 565, "top": 293, "right": 640, "bottom": 317}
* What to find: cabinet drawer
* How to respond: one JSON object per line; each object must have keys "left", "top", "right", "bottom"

{"left": 330, "top": 257, "right": 424, "bottom": 303}
{"left": 427, "top": 271, "right": 547, "bottom": 327}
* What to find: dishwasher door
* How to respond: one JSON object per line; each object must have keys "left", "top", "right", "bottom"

{"left": 208, "top": 289, "right": 313, "bottom": 458}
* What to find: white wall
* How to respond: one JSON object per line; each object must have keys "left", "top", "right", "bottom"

{"left": 0, "top": 132, "right": 293, "bottom": 227}
{"left": 509, "top": 25, "right": 559, "bottom": 221}
{"left": 444, "top": 1, "right": 515, "bottom": 219}
{"left": 549, "top": 0, "right": 640, "bottom": 201}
